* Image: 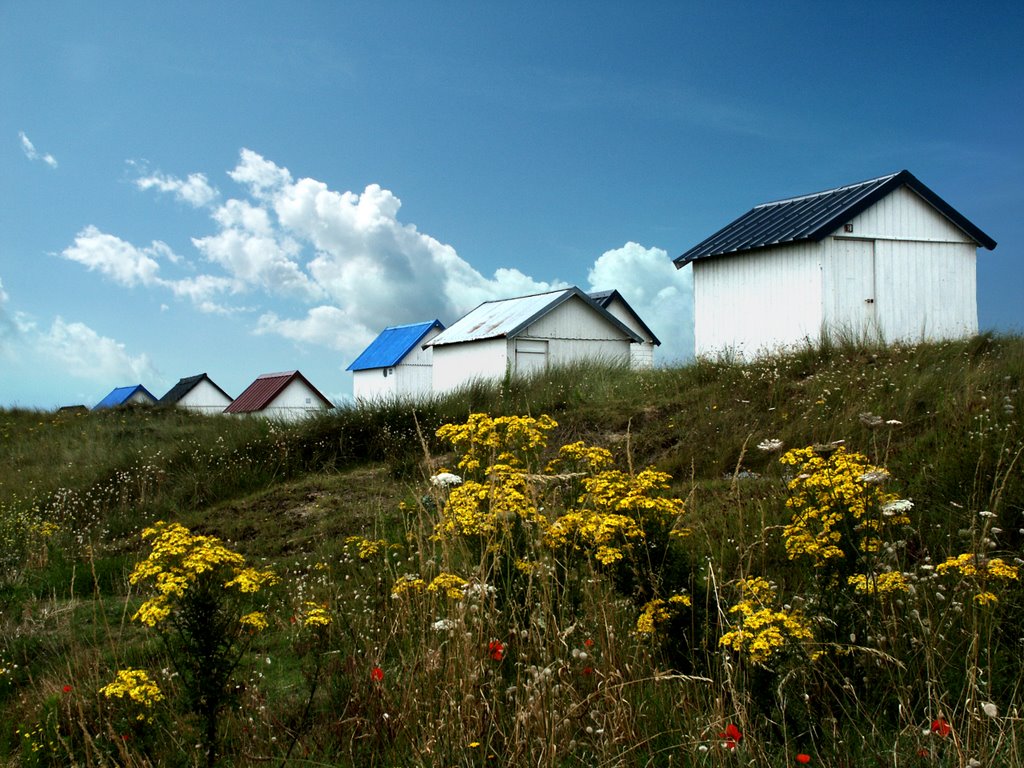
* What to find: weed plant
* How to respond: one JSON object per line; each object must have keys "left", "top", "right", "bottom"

{"left": 0, "top": 334, "right": 1022, "bottom": 766}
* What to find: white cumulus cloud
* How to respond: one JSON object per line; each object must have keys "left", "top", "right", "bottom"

{"left": 587, "top": 242, "right": 694, "bottom": 363}
{"left": 135, "top": 170, "right": 218, "bottom": 207}
{"left": 60, "top": 148, "right": 694, "bottom": 370}
{"left": 37, "top": 317, "right": 157, "bottom": 383}
{"left": 61, "top": 226, "right": 171, "bottom": 287}
{"left": 19, "top": 131, "right": 58, "bottom": 168}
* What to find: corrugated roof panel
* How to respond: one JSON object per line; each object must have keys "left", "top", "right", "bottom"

{"left": 158, "top": 373, "right": 233, "bottom": 405}
{"left": 428, "top": 287, "right": 642, "bottom": 347}
{"left": 225, "top": 371, "right": 333, "bottom": 413}
{"left": 94, "top": 384, "right": 156, "bottom": 409}
{"left": 675, "top": 170, "right": 996, "bottom": 267}
{"left": 346, "top": 320, "right": 444, "bottom": 371}
{"left": 428, "top": 289, "right": 574, "bottom": 346}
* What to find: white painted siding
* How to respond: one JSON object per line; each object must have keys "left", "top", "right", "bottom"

{"left": 872, "top": 239, "right": 977, "bottom": 340}
{"left": 352, "top": 325, "right": 441, "bottom": 402}
{"left": 594, "top": 295, "right": 656, "bottom": 369}
{"left": 693, "top": 243, "right": 823, "bottom": 358}
{"left": 352, "top": 368, "right": 397, "bottom": 401}
{"left": 841, "top": 186, "right": 976, "bottom": 244}
{"left": 263, "top": 379, "right": 331, "bottom": 421}
{"left": 432, "top": 337, "right": 508, "bottom": 394}
{"left": 127, "top": 390, "right": 156, "bottom": 406}
{"left": 177, "top": 380, "right": 232, "bottom": 414}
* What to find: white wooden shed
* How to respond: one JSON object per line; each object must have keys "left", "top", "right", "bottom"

{"left": 158, "top": 373, "right": 234, "bottom": 414}
{"left": 346, "top": 320, "right": 444, "bottom": 402}
{"left": 674, "top": 170, "right": 997, "bottom": 358}
{"left": 224, "top": 370, "right": 333, "bottom": 421}
{"left": 588, "top": 289, "right": 661, "bottom": 369}
{"left": 425, "top": 287, "right": 642, "bottom": 394}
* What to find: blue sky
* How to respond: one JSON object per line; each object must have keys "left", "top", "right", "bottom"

{"left": 2, "top": 2, "right": 1021, "bottom": 409}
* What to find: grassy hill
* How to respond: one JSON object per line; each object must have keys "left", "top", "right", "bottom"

{"left": 1, "top": 333, "right": 1022, "bottom": 766}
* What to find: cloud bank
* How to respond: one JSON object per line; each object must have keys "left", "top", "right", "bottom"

{"left": 0, "top": 277, "right": 156, "bottom": 388}
{"left": 59, "top": 149, "right": 694, "bottom": 372}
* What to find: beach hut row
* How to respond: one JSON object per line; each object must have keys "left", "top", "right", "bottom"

{"left": 94, "top": 371, "right": 333, "bottom": 421}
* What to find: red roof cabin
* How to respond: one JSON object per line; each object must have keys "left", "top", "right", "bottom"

{"left": 224, "top": 370, "right": 333, "bottom": 421}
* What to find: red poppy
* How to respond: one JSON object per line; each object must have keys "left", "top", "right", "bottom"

{"left": 370, "top": 666, "right": 384, "bottom": 682}
{"left": 583, "top": 638, "right": 595, "bottom": 648}
{"left": 795, "top": 754, "right": 811, "bottom": 764}
{"left": 488, "top": 640, "right": 505, "bottom": 661}
{"left": 62, "top": 685, "right": 73, "bottom": 693}
{"left": 930, "top": 717, "right": 951, "bottom": 738}
{"left": 718, "top": 723, "right": 742, "bottom": 749}
{"left": 582, "top": 666, "right": 594, "bottom": 676}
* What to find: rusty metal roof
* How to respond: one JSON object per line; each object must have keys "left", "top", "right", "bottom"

{"left": 426, "top": 287, "right": 642, "bottom": 347}
{"left": 675, "top": 170, "right": 997, "bottom": 267}
{"left": 224, "top": 370, "right": 333, "bottom": 413}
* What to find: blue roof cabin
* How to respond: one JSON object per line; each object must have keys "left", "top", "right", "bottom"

{"left": 347, "top": 320, "right": 445, "bottom": 401}
{"left": 93, "top": 384, "right": 158, "bottom": 410}
{"left": 674, "top": 170, "right": 996, "bottom": 358}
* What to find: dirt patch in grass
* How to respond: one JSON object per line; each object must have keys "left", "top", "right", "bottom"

{"left": 181, "top": 465, "right": 411, "bottom": 559}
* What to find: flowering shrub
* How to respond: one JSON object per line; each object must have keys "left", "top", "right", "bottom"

{"left": 937, "top": 552, "right": 1019, "bottom": 605}
{"left": 127, "top": 520, "right": 277, "bottom": 767}
{"left": 780, "top": 446, "right": 906, "bottom": 571}
{"left": 719, "top": 577, "right": 814, "bottom": 665}
{"left": 99, "top": 668, "right": 164, "bottom": 721}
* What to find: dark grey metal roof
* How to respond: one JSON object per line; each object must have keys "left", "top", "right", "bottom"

{"left": 674, "top": 170, "right": 997, "bottom": 268}
{"left": 587, "top": 290, "right": 661, "bottom": 346}
{"left": 158, "top": 373, "right": 233, "bottom": 405}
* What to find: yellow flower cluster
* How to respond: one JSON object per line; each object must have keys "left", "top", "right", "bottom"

{"left": 545, "top": 468, "right": 687, "bottom": 565}
{"left": 780, "top": 447, "right": 903, "bottom": 568}
{"left": 427, "top": 572, "right": 469, "bottom": 599}
{"left": 391, "top": 574, "right": 427, "bottom": 597}
{"left": 129, "top": 521, "right": 277, "bottom": 628}
{"left": 937, "top": 553, "right": 1019, "bottom": 605}
{"left": 436, "top": 413, "right": 556, "bottom": 474}
{"left": 847, "top": 571, "right": 908, "bottom": 596}
{"left": 345, "top": 535, "right": 392, "bottom": 560}
{"left": 435, "top": 468, "right": 544, "bottom": 543}
{"left": 636, "top": 595, "right": 691, "bottom": 634}
{"left": 546, "top": 441, "right": 615, "bottom": 473}
{"left": 298, "top": 601, "right": 332, "bottom": 628}
{"left": 99, "top": 668, "right": 164, "bottom": 718}
{"left": 719, "top": 577, "right": 814, "bottom": 666}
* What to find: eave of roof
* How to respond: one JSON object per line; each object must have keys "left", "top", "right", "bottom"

{"left": 587, "top": 289, "right": 661, "bottom": 346}
{"left": 224, "top": 370, "right": 333, "bottom": 413}
{"left": 346, "top": 320, "right": 445, "bottom": 371}
{"left": 674, "top": 170, "right": 997, "bottom": 268}
{"left": 427, "top": 287, "right": 642, "bottom": 347}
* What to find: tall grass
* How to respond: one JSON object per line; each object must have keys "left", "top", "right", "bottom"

{"left": 1, "top": 334, "right": 1022, "bottom": 765}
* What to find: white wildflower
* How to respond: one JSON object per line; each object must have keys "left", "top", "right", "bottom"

{"left": 430, "top": 472, "right": 463, "bottom": 488}
{"left": 882, "top": 499, "right": 914, "bottom": 516}
{"left": 756, "top": 438, "right": 784, "bottom": 452}
{"left": 432, "top": 618, "right": 456, "bottom": 632}
{"left": 978, "top": 510, "right": 996, "bottom": 518}
{"left": 886, "top": 419, "right": 903, "bottom": 426}
{"left": 860, "top": 469, "right": 891, "bottom": 484}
